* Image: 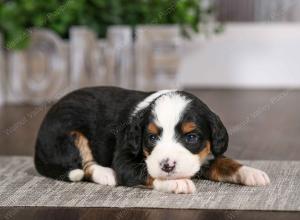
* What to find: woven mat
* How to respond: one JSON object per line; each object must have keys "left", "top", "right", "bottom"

{"left": 0, "top": 156, "right": 299, "bottom": 211}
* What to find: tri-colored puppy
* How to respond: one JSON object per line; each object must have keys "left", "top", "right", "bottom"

{"left": 35, "top": 87, "right": 270, "bottom": 193}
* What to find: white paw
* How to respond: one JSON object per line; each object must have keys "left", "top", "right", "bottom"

{"left": 91, "top": 165, "right": 117, "bottom": 186}
{"left": 69, "top": 169, "right": 84, "bottom": 182}
{"left": 153, "top": 179, "right": 196, "bottom": 194}
{"left": 238, "top": 166, "right": 270, "bottom": 186}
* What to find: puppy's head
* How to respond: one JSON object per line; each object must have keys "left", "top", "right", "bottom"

{"left": 128, "top": 91, "right": 228, "bottom": 180}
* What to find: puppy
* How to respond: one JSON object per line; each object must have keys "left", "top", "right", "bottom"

{"left": 35, "top": 87, "right": 270, "bottom": 193}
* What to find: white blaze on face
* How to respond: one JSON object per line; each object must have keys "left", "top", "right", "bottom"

{"left": 132, "top": 90, "right": 176, "bottom": 116}
{"left": 145, "top": 93, "right": 201, "bottom": 179}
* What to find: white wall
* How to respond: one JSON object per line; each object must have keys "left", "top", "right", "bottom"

{"left": 178, "top": 23, "right": 300, "bottom": 89}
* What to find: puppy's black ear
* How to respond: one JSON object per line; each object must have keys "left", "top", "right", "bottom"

{"left": 125, "top": 114, "right": 145, "bottom": 157}
{"left": 207, "top": 111, "right": 228, "bottom": 156}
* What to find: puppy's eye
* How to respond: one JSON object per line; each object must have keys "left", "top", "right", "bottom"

{"left": 148, "top": 134, "right": 158, "bottom": 142}
{"left": 185, "top": 134, "right": 199, "bottom": 144}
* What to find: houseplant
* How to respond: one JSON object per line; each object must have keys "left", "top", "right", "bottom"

{"left": 0, "top": 0, "right": 220, "bottom": 103}
{"left": 0, "top": 0, "right": 217, "bottom": 50}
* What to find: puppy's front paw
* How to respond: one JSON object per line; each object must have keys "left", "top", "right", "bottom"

{"left": 153, "top": 179, "right": 196, "bottom": 194}
{"left": 91, "top": 165, "right": 117, "bottom": 186}
{"left": 238, "top": 166, "right": 270, "bottom": 186}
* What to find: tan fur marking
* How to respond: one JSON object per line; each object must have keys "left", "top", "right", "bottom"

{"left": 146, "top": 176, "right": 154, "bottom": 188}
{"left": 147, "top": 122, "right": 159, "bottom": 134}
{"left": 181, "top": 122, "right": 197, "bottom": 134}
{"left": 209, "top": 157, "right": 242, "bottom": 181}
{"left": 199, "top": 141, "right": 211, "bottom": 161}
{"left": 84, "top": 165, "right": 94, "bottom": 180}
{"left": 143, "top": 149, "right": 150, "bottom": 157}
{"left": 70, "top": 131, "right": 96, "bottom": 179}
{"left": 83, "top": 160, "right": 95, "bottom": 170}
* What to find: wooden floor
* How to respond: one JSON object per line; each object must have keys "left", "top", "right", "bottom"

{"left": 0, "top": 89, "right": 299, "bottom": 220}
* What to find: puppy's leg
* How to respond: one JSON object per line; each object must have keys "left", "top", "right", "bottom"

{"left": 71, "top": 131, "right": 117, "bottom": 186}
{"left": 201, "top": 156, "right": 270, "bottom": 186}
{"left": 113, "top": 148, "right": 152, "bottom": 187}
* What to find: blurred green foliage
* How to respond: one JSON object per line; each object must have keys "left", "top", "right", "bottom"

{"left": 0, "top": 0, "right": 214, "bottom": 50}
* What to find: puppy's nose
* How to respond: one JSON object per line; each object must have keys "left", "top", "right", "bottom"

{"left": 160, "top": 158, "right": 176, "bottom": 173}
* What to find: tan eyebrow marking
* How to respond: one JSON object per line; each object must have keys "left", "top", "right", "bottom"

{"left": 181, "top": 122, "right": 197, "bottom": 134}
{"left": 147, "top": 122, "right": 159, "bottom": 134}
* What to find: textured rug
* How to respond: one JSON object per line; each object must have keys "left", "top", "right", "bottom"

{"left": 0, "top": 156, "right": 299, "bottom": 211}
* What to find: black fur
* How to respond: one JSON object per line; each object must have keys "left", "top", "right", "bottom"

{"left": 35, "top": 87, "right": 150, "bottom": 183}
{"left": 180, "top": 91, "right": 228, "bottom": 156}
{"left": 34, "top": 86, "right": 228, "bottom": 186}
